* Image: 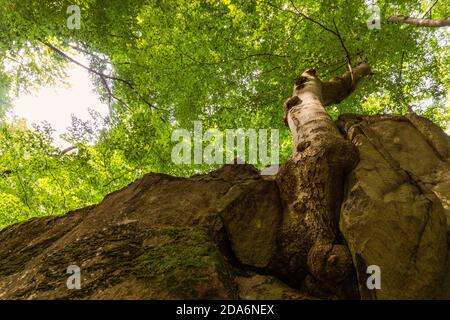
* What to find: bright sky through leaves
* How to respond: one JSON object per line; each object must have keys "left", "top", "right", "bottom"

{"left": 7, "top": 54, "right": 108, "bottom": 147}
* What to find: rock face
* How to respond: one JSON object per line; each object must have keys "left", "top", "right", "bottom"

{"left": 0, "top": 165, "right": 284, "bottom": 299}
{"left": 338, "top": 114, "right": 449, "bottom": 299}
{"left": 0, "top": 114, "right": 449, "bottom": 300}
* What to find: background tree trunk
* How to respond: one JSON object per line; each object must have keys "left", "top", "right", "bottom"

{"left": 387, "top": 15, "right": 450, "bottom": 27}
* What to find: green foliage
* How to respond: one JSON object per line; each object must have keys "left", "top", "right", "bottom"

{"left": 0, "top": 0, "right": 449, "bottom": 228}
{"left": 0, "top": 119, "right": 143, "bottom": 228}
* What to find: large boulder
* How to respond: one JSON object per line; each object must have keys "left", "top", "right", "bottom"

{"left": 338, "top": 114, "right": 449, "bottom": 299}
{"left": 0, "top": 165, "right": 285, "bottom": 299}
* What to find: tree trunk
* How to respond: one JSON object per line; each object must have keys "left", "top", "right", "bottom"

{"left": 271, "top": 64, "right": 371, "bottom": 297}
{"left": 387, "top": 15, "right": 450, "bottom": 27}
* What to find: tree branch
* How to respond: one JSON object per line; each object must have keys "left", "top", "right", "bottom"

{"left": 38, "top": 39, "right": 134, "bottom": 88}
{"left": 271, "top": 1, "right": 356, "bottom": 80}
{"left": 65, "top": 43, "right": 114, "bottom": 65}
{"left": 38, "top": 39, "right": 169, "bottom": 117}
{"left": 422, "top": 0, "right": 440, "bottom": 18}
{"left": 61, "top": 146, "right": 77, "bottom": 155}
{"left": 397, "top": 50, "right": 408, "bottom": 107}
{"left": 1, "top": 169, "right": 12, "bottom": 176}
{"left": 321, "top": 63, "right": 372, "bottom": 106}
{"left": 332, "top": 18, "right": 354, "bottom": 85}
{"left": 386, "top": 15, "right": 450, "bottom": 27}
{"left": 287, "top": 0, "right": 338, "bottom": 37}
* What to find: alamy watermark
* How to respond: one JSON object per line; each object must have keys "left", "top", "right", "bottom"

{"left": 67, "top": 5, "right": 81, "bottom": 30}
{"left": 66, "top": 264, "right": 81, "bottom": 290}
{"left": 366, "top": 0, "right": 381, "bottom": 30}
{"left": 366, "top": 265, "right": 381, "bottom": 290}
{"left": 171, "top": 121, "right": 279, "bottom": 175}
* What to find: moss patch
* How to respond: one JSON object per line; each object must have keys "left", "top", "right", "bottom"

{"left": 131, "top": 226, "right": 230, "bottom": 299}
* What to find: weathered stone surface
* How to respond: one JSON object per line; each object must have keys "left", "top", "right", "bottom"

{"left": 0, "top": 165, "right": 281, "bottom": 299}
{"left": 236, "top": 273, "right": 311, "bottom": 300}
{"left": 405, "top": 112, "right": 450, "bottom": 235}
{"left": 338, "top": 114, "right": 449, "bottom": 299}
{"left": 218, "top": 180, "right": 281, "bottom": 268}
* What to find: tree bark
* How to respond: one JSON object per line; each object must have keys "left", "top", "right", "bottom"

{"left": 387, "top": 15, "right": 450, "bottom": 27}
{"left": 272, "top": 64, "right": 371, "bottom": 297}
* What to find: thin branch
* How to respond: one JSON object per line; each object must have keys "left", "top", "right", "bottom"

{"left": 332, "top": 18, "right": 354, "bottom": 85}
{"left": 139, "top": 97, "right": 168, "bottom": 123}
{"left": 331, "top": 20, "right": 351, "bottom": 64}
{"left": 287, "top": 0, "right": 338, "bottom": 36}
{"left": 258, "top": 66, "right": 282, "bottom": 76}
{"left": 65, "top": 43, "right": 138, "bottom": 66}
{"left": 38, "top": 39, "right": 167, "bottom": 116}
{"left": 1, "top": 136, "right": 31, "bottom": 210}
{"left": 175, "top": 43, "right": 288, "bottom": 66}
{"left": 43, "top": 156, "right": 67, "bottom": 211}
{"left": 397, "top": 50, "right": 409, "bottom": 107}
{"left": 1, "top": 169, "right": 12, "bottom": 176}
{"left": 99, "top": 74, "right": 113, "bottom": 110}
{"left": 15, "top": 171, "right": 31, "bottom": 210}
{"left": 322, "top": 61, "right": 348, "bottom": 77}
{"left": 103, "top": 167, "right": 141, "bottom": 188}
{"left": 140, "top": 97, "right": 163, "bottom": 111}
{"left": 422, "top": 0, "right": 440, "bottom": 18}
{"left": 65, "top": 43, "right": 113, "bottom": 65}
{"left": 270, "top": 1, "right": 355, "bottom": 80}
{"left": 38, "top": 39, "right": 134, "bottom": 89}
{"left": 398, "top": 50, "right": 404, "bottom": 86}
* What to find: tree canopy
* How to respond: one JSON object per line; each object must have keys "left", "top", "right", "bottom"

{"left": 0, "top": 0, "right": 449, "bottom": 228}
